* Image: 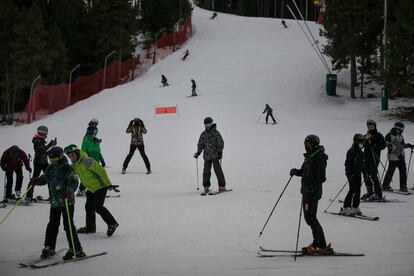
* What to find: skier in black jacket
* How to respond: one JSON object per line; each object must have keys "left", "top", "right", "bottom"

{"left": 341, "top": 134, "right": 365, "bottom": 215}
{"left": 290, "top": 135, "right": 330, "bottom": 255}
{"left": 262, "top": 104, "right": 277, "bottom": 124}
{"left": 361, "top": 120, "right": 386, "bottom": 201}
{"left": 26, "top": 125, "right": 57, "bottom": 201}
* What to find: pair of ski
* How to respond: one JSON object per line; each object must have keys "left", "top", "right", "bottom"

{"left": 258, "top": 247, "right": 364, "bottom": 257}
{"left": 19, "top": 249, "right": 107, "bottom": 268}
{"left": 335, "top": 198, "right": 405, "bottom": 204}
{"left": 324, "top": 210, "right": 379, "bottom": 221}
{"left": 201, "top": 189, "right": 233, "bottom": 196}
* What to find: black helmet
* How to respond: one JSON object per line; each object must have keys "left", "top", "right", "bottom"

{"left": 394, "top": 122, "right": 404, "bottom": 131}
{"left": 88, "top": 118, "right": 99, "bottom": 127}
{"left": 353, "top": 133, "right": 364, "bottom": 144}
{"left": 48, "top": 146, "right": 64, "bottom": 161}
{"left": 204, "top": 117, "right": 213, "bottom": 127}
{"left": 366, "top": 119, "right": 376, "bottom": 127}
{"left": 37, "top": 125, "right": 48, "bottom": 137}
{"left": 304, "top": 134, "right": 320, "bottom": 146}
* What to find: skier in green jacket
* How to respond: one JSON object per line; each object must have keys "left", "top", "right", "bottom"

{"left": 64, "top": 144, "right": 119, "bottom": 237}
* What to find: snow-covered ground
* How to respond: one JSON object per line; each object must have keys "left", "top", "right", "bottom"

{"left": 1, "top": 6, "right": 414, "bottom": 276}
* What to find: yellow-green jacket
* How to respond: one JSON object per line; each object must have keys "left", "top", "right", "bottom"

{"left": 72, "top": 150, "right": 111, "bottom": 192}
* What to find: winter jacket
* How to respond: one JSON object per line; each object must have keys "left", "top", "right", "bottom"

{"left": 33, "top": 134, "right": 56, "bottom": 164}
{"left": 262, "top": 105, "right": 273, "bottom": 115}
{"left": 196, "top": 123, "right": 224, "bottom": 161}
{"left": 36, "top": 156, "right": 78, "bottom": 208}
{"left": 126, "top": 121, "right": 147, "bottom": 146}
{"left": 1, "top": 146, "right": 30, "bottom": 172}
{"left": 363, "top": 130, "right": 386, "bottom": 166}
{"left": 292, "top": 145, "right": 328, "bottom": 199}
{"left": 81, "top": 135, "right": 105, "bottom": 164}
{"left": 345, "top": 145, "right": 364, "bottom": 180}
{"left": 385, "top": 129, "right": 413, "bottom": 161}
{"left": 71, "top": 151, "right": 111, "bottom": 193}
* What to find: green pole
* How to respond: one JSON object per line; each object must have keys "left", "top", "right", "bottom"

{"left": 0, "top": 184, "right": 33, "bottom": 225}
{"left": 65, "top": 198, "right": 77, "bottom": 259}
{"left": 196, "top": 158, "right": 200, "bottom": 191}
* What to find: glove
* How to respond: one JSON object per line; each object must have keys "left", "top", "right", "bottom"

{"left": 193, "top": 152, "right": 200, "bottom": 159}
{"left": 62, "top": 190, "right": 69, "bottom": 199}
{"left": 48, "top": 138, "right": 57, "bottom": 147}
{"left": 26, "top": 167, "right": 32, "bottom": 173}
{"left": 290, "top": 168, "right": 298, "bottom": 176}
{"left": 218, "top": 152, "right": 223, "bottom": 159}
{"left": 101, "top": 160, "right": 106, "bottom": 167}
{"left": 29, "top": 178, "right": 37, "bottom": 187}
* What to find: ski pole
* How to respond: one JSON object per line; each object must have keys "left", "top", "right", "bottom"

{"left": 196, "top": 158, "right": 199, "bottom": 191}
{"left": 65, "top": 198, "right": 77, "bottom": 259}
{"left": 294, "top": 198, "right": 303, "bottom": 262}
{"left": 2, "top": 174, "right": 6, "bottom": 207}
{"left": 323, "top": 179, "right": 348, "bottom": 212}
{"left": 407, "top": 149, "right": 413, "bottom": 185}
{"left": 0, "top": 184, "right": 33, "bottom": 225}
{"left": 259, "top": 175, "right": 293, "bottom": 237}
{"left": 380, "top": 155, "right": 389, "bottom": 183}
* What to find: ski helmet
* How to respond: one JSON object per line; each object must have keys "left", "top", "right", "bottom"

{"left": 37, "top": 125, "right": 48, "bottom": 137}
{"left": 366, "top": 119, "right": 376, "bottom": 128}
{"left": 394, "top": 121, "right": 404, "bottom": 131}
{"left": 48, "top": 146, "right": 64, "bottom": 161}
{"left": 204, "top": 117, "right": 213, "bottom": 127}
{"left": 64, "top": 144, "right": 79, "bottom": 155}
{"left": 88, "top": 118, "right": 99, "bottom": 127}
{"left": 304, "top": 134, "right": 320, "bottom": 146}
{"left": 353, "top": 133, "right": 364, "bottom": 144}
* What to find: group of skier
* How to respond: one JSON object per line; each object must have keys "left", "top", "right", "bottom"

{"left": 160, "top": 74, "right": 197, "bottom": 97}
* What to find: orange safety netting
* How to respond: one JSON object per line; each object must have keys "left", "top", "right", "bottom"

{"left": 18, "top": 16, "right": 192, "bottom": 125}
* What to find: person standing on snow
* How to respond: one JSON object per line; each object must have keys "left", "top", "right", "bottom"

{"left": 340, "top": 134, "right": 365, "bottom": 215}
{"left": 1, "top": 145, "right": 32, "bottom": 200}
{"left": 29, "top": 147, "right": 85, "bottom": 260}
{"left": 161, "top": 75, "right": 169, "bottom": 86}
{"left": 191, "top": 79, "right": 197, "bottom": 96}
{"left": 122, "top": 118, "right": 151, "bottom": 175}
{"left": 210, "top": 12, "right": 218, "bottom": 19}
{"left": 64, "top": 144, "right": 119, "bottom": 237}
{"left": 290, "top": 135, "right": 331, "bottom": 255}
{"left": 382, "top": 122, "right": 413, "bottom": 192}
{"left": 194, "top": 117, "right": 226, "bottom": 194}
{"left": 77, "top": 126, "right": 106, "bottom": 196}
{"left": 361, "top": 119, "right": 386, "bottom": 201}
{"left": 26, "top": 125, "right": 57, "bottom": 201}
{"left": 262, "top": 104, "right": 277, "bottom": 124}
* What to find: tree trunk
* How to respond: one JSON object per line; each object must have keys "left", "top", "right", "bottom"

{"left": 350, "top": 55, "right": 356, "bottom": 98}
{"left": 10, "top": 87, "right": 16, "bottom": 124}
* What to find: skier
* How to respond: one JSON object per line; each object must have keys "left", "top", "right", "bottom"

{"left": 281, "top": 20, "right": 288, "bottom": 28}
{"left": 88, "top": 118, "right": 99, "bottom": 128}
{"left": 262, "top": 104, "right": 277, "bottom": 124}
{"left": 194, "top": 117, "right": 226, "bottom": 194}
{"left": 210, "top": 12, "right": 218, "bottom": 19}
{"left": 161, "top": 74, "right": 169, "bottom": 86}
{"left": 361, "top": 119, "right": 386, "bottom": 201}
{"left": 340, "top": 134, "right": 365, "bottom": 215}
{"left": 77, "top": 126, "right": 106, "bottom": 196}
{"left": 26, "top": 125, "right": 57, "bottom": 201}
{"left": 191, "top": 79, "right": 197, "bottom": 96}
{"left": 0, "top": 145, "right": 32, "bottom": 200}
{"left": 29, "top": 147, "right": 85, "bottom": 260}
{"left": 64, "top": 144, "right": 119, "bottom": 237}
{"left": 182, "top": 49, "right": 190, "bottom": 60}
{"left": 290, "top": 135, "right": 331, "bottom": 255}
{"left": 382, "top": 122, "right": 414, "bottom": 192}
{"left": 122, "top": 118, "right": 151, "bottom": 174}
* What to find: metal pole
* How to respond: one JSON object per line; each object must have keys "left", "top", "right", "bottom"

{"left": 68, "top": 64, "right": 80, "bottom": 106}
{"left": 294, "top": 198, "right": 303, "bottom": 262}
{"left": 28, "top": 75, "right": 41, "bottom": 123}
{"left": 305, "top": 0, "right": 308, "bottom": 21}
{"left": 102, "top": 50, "right": 116, "bottom": 90}
{"left": 153, "top": 28, "right": 166, "bottom": 64}
{"left": 383, "top": 0, "right": 387, "bottom": 71}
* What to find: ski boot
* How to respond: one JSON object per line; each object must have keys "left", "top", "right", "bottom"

{"left": 382, "top": 186, "right": 393, "bottom": 191}
{"left": 62, "top": 248, "right": 86, "bottom": 260}
{"left": 41, "top": 246, "right": 56, "bottom": 259}
{"left": 107, "top": 223, "right": 119, "bottom": 237}
{"left": 302, "top": 243, "right": 333, "bottom": 255}
{"left": 77, "top": 227, "right": 96, "bottom": 234}
{"left": 360, "top": 193, "right": 373, "bottom": 201}
{"left": 121, "top": 168, "right": 126, "bottom": 174}
{"left": 399, "top": 187, "right": 408, "bottom": 193}
{"left": 218, "top": 186, "right": 227, "bottom": 192}
{"left": 339, "top": 207, "right": 353, "bottom": 216}
{"left": 146, "top": 169, "right": 151, "bottom": 175}
{"left": 351, "top": 207, "right": 362, "bottom": 216}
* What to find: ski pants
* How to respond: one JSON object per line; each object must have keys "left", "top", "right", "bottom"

{"left": 265, "top": 113, "right": 276, "bottom": 124}
{"left": 302, "top": 195, "right": 326, "bottom": 248}
{"left": 85, "top": 188, "right": 117, "bottom": 231}
{"left": 26, "top": 162, "right": 48, "bottom": 199}
{"left": 202, "top": 159, "right": 226, "bottom": 188}
{"left": 362, "top": 162, "right": 382, "bottom": 198}
{"left": 44, "top": 205, "right": 82, "bottom": 251}
{"left": 343, "top": 176, "right": 362, "bottom": 208}
{"left": 382, "top": 160, "right": 407, "bottom": 190}
{"left": 5, "top": 168, "right": 23, "bottom": 198}
{"left": 123, "top": 144, "right": 151, "bottom": 171}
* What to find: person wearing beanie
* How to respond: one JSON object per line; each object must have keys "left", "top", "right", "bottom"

{"left": 26, "top": 125, "right": 57, "bottom": 201}
{"left": 382, "top": 122, "right": 414, "bottom": 192}
{"left": 194, "top": 117, "right": 226, "bottom": 194}
{"left": 0, "top": 145, "right": 32, "bottom": 200}
{"left": 361, "top": 119, "right": 386, "bottom": 201}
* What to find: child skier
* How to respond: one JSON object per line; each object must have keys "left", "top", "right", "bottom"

{"left": 30, "top": 146, "right": 85, "bottom": 260}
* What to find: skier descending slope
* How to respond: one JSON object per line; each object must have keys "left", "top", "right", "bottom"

{"left": 290, "top": 135, "right": 332, "bottom": 255}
